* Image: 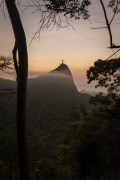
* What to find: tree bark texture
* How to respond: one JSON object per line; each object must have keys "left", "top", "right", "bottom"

{"left": 5, "top": 0, "right": 30, "bottom": 179}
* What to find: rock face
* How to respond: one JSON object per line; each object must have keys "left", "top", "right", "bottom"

{"left": 27, "top": 63, "right": 79, "bottom": 143}
{"left": 50, "top": 63, "right": 72, "bottom": 76}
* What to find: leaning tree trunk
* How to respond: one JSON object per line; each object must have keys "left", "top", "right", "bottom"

{"left": 5, "top": 0, "right": 30, "bottom": 180}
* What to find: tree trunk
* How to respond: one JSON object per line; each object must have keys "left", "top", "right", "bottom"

{"left": 5, "top": 0, "right": 30, "bottom": 180}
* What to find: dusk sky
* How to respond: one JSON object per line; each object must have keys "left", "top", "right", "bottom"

{"left": 1, "top": 0, "right": 120, "bottom": 91}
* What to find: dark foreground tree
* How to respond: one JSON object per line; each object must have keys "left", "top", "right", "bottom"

{"left": 4, "top": 0, "right": 30, "bottom": 180}
{"left": 87, "top": 57, "right": 120, "bottom": 94}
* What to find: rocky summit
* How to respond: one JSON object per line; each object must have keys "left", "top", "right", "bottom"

{"left": 50, "top": 62, "right": 72, "bottom": 76}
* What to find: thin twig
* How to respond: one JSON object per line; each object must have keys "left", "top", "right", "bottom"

{"left": 0, "top": 0, "right": 6, "bottom": 17}
{"left": 109, "top": 0, "right": 119, "bottom": 25}
{"left": 106, "top": 48, "right": 120, "bottom": 60}
{"left": 28, "top": 0, "right": 90, "bottom": 43}
{"left": 91, "top": 27, "right": 107, "bottom": 29}
{"left": 0, "top": 55, "right": 14, "bottom": 72}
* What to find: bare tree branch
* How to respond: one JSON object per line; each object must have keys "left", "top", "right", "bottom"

{"left": 0, "top": 55, "right": 15, "bottom": 94}
{"left": 100, "top": 0, "right": 113, "bottom": 48}
{"left": 0, "top": 55, "right": 14, "bottom": 73}
{"left": 0, "top": 0, "right": 6, "bottom": 17}
{"left": 0, "top": 0, "right": 4, "bottom": 7}
{"left": 28, "top": 0, "right": 91, "bottom": 43}
{"left": 108, "top": 0, "right": 120, "bottom": 25}
{"left": 106, "top": 48, "right": 120, "bottom": 60}
{"left": 91, "top": 27, "right": 107, "bottom": 29}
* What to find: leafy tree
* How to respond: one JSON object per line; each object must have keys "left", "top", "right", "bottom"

{"left": 87, "top": 58, "right": 120, "bottom": 94}
{"left": 87, "top": 57, "right": 120, "bottom": 118}
{"left": 58, "top": 106, "right": 120, "bottom": 179}
{"left": 29, "top": 0, "right": 120, "bottom": 49}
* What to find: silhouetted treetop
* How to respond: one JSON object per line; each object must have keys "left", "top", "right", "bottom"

{"left": 87, "top": 58, "right": 120, "bottom": 93}
{"left": 44, "top": 0, "right": 91, "bottom": 19}
{"left": 28, "top": 0, "right": 91, "bottom": 40}
{"left": 28, "top": 0, "right": 120, "bottom": 48}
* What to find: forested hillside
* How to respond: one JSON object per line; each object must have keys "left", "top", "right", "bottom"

{"left": 0, "top": 64, "right": 92, "bottom": 179}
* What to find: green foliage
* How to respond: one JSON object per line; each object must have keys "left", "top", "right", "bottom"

{"left": 87, "top": 58, "right": 120, "bottom": 93}
{"left": 90, "top": 92, "right": 120, "bottom": 119}
{"left": 58, "top": 107, "right": 120, "bottom": 179}
{"left": 66, "top": 57, "right": 120, "bottom": 179}
{"left": 108, "top": 0, "right": 120, "bottom": 13}
{"left": 45, "top": 0, "right": 91, "bottom": 19}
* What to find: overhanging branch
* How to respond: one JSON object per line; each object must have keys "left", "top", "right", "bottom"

{"left": 100, "top": 0, "right": 113, "bottom": 48}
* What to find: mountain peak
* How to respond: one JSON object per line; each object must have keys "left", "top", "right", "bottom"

{"left": 50, "top": 62, "right": 72, "bottom": 76}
